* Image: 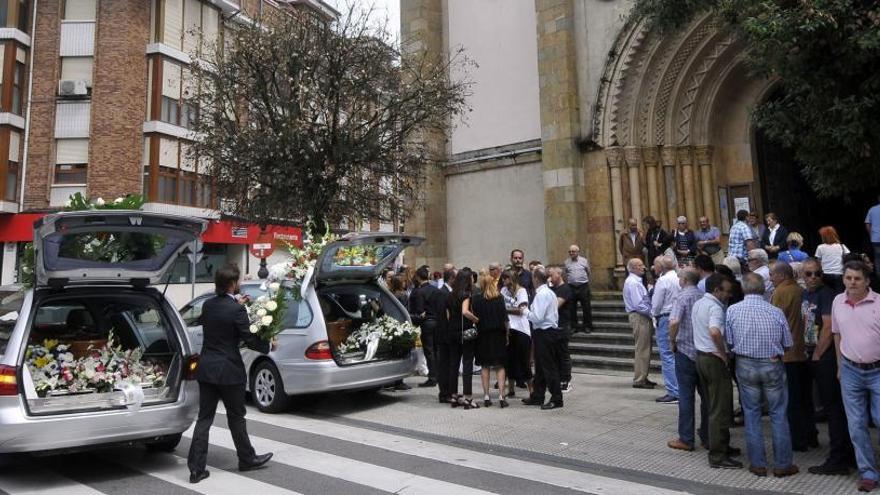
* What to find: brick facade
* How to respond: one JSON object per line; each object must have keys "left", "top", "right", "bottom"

{"left": 88, "top": 0, "right": 151, "bottom": 201}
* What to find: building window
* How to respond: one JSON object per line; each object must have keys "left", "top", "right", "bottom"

{"left": 54, "top": 163, "right": 87, "bottom": 184}
{"left": 155, "top": 59, "right": 199, "bottom": 129}
{"left": 11, "top": 61, "right": 23, "bottom": 114}
{"left": 63, "top": 0, "right": 96, "bottom": 20}
{"left": 160, "top": 0, "right": 220, "bottom": 56}
{"left": 54, "top": 138, "right": 88, "bottom": 185}
{"left": 17, "top": 0, "right": 27, "bottom": 32}
{"left": 158, "top": 166, "right": 178, "bottom": 203}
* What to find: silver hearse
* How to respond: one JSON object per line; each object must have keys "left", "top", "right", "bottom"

{"left": 0, "top": 210, "right": 206, "bottom": 461}
{"left": 181, "top": 233, "right": 422, "bottom": 413}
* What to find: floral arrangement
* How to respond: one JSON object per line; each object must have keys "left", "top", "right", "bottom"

{"left": 333, "top": 245, "right": 382, "bottom": 266}
{"left": 64, "top": 192, "right": 145, "bottom": 211}
{"left": 337, "top": 315, "right": 420, "bottom": 359}
{"left": 265, "top": 221, "right": 338, "bottom": 298}
{"left": 244, "top": 281, "right": 288, "bottom": 341}
{"left": 25, "top": 332, "right": 166, "bottom": 398}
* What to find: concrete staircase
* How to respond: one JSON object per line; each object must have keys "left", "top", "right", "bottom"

{"left": 570, "top": 291, "right": 661, "bottom": 375}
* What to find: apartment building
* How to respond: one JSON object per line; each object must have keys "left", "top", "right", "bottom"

{"left": 0, "top": 0, "right": 337, "bottom": 304}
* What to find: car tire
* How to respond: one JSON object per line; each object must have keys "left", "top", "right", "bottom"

{"left": 144, "top": 432, "right": 183, "bottom": 453}
{"left": 251, "top": 360, "right": 289, "bottom": 414}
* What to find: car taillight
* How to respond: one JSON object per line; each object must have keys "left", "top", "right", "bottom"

{"left": 0, "top": 365, "right": 18, "bottom": 395}
{"left": 305, "top": 341, "right": 333, "bottom": 360}
{"left": 184, "top": 355, "right": 200, "bottom": 380}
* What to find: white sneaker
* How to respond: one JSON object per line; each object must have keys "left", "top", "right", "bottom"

{"left": 561, "top": 381, "right": 573, "bottom": 393}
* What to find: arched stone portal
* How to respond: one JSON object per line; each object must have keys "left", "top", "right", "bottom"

{"left": 588, "top": 14, "right": 774, "bottom": 271}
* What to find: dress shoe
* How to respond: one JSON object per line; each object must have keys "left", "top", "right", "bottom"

{"left": 499, "top": 399, "right": 509, "bottom": 408}
{"left": 772, "top": 465, "right": 799, "bottom": 478}
{"left": 632, "top": 381, "right": 656, "bottom": 390}
{"left": 239, "top": 453, "right": 273, "bottom": 472}
{"left": 521, "top": 397, "right": 542, "bottom": 406}
{"left": 709, "top": 457, "right": 743, "bottom": 469}
{"left": 393, "top": 382, "right": 412, "bottom": 391}
{"left": 748, "top": 466, "right": 767, "bottom": 477}
{"left": 541, "top": 401, "right": 563, "bottom": 410}
{"left": 418, "top": 379, "right": 437, "bottom": 387}
{"left": 189, "top": 470, "right": 210, "bottom": 484}
{"left": 667, "top": 438, "right": 694, "bottom": 451}
{"left": 858, "top": 478, "right": 878, "bottom": 492}
{"left": 645, "top": 379, "right": 658, "bottom": 386}
{"left": 727, "top": 446, "right": 742, "bottom": 457}
{"left": 808, "top": 463, "right": 851, "bottom": 476}
{"left": 655, "top": 394, "right": 678, "bottom": 404}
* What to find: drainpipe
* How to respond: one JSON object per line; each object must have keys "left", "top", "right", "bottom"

{"left": 19, "top": 0, "right": 38, "bottom": 208}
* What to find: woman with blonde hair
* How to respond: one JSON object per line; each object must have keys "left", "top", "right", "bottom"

{"left": 471, "top": 269, "right": 510, "bottom": 407}
{"left": 815, "top": 226, "right": 849, "bottom": 293}
{"left": 778, "top": 232, "right": 808, "bottom": 263}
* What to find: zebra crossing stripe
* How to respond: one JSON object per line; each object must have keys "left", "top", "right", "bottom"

{"left": 184, "top": 425, "right": 497, "bottom": 495}
{"left": 100, "top": 446, "right": 302, "bottom": 495}
{"left": 0, "top": 466, "right": 104, "bottom": 495}
{"left": 241, "top": 410, "right": 690, "bottom": 495}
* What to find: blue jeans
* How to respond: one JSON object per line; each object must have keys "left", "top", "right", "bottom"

{"left": 840, "top": 360, "right": 880, "bottom": 481}
{"left": 675, "top": 351, "right": 707, "bottom": 447}
{"left": 735, "top": 357, "right": 793, "bottom": 469}
{"left": 655, "top": 316, "right": 678, "bottom": 397}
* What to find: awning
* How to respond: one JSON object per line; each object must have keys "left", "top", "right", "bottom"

{"left": 0, "top": 213, "right": 302, "bottom": 247}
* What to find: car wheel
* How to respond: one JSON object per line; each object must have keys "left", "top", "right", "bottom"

{"left": 144, "top": 433, "right": 183, "bottom": 453}
{"left": 251, "top": 360, "right": 289, "bottom": 413}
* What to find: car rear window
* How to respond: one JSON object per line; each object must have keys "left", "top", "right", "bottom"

{"left": 0, "top": 289, "right": 24, "bottom": 359}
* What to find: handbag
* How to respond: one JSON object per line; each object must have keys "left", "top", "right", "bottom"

{"left": 461, "top": 309, "right": 478, "bottom": 342}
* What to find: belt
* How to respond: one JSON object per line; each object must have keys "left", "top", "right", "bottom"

{"left": 844, "top": 356, "right": 880, "bottom": 370}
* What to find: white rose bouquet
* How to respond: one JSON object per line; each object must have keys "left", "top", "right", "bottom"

{"left": 243, "top": 281, "right": 288, "bottom": 342}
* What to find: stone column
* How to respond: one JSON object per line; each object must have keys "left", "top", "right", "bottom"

{"left": 643, "top": 146, "right": 660, "bottom": 221}
{"left": 535, "top": 0, "right": 587, "bottom": 264}
{"left": 661, "top": 147, "right": 678, "bottom": 229}
{"left": 624, "top": 147, "right": 642, "bottom": 224}
{"left": 400, "top": 0, "right": 447, "bottom": 269}
{"left": 607, "top": 147, "right": 625, "bottom": 267}
{"left": 695, "top": 145, "right": 716, "bottom": 225}
{"left": 677, "top": 146, "right": 698, "bottom": 224}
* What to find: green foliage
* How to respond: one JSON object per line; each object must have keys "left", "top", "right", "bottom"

{"left": 19, "top": 242, "right": 33, "bottom": 288}
{"left": 64, "top": 193, "right": 146, "bottom": 211}
{"left": 189, "top": 5, "right": 471, "bottom": 233}
{"left": 634, "top": 0, "right": 880, "bottom": 198}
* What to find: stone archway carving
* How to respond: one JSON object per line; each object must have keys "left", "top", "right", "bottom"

{"left": 593, "top": 13, "right": 773, "bottom": 254}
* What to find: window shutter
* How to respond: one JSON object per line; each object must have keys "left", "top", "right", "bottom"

{"left": 182, "top": 0, "right": 201, "bottom": 56}
{"left": 180, "top": 142, "right": 196, "bottom": 172}
{"left": 59, "top": 22, "right": 95, "bottom": 56}
{"left": 159, "top": 137, "right": 179, "bottom": 168}
{"left": 56, "top": 139, "right": 90, "bottom": 164}
{"left": 163, "top": 0, "right": 184, "bottom": 50}
{"left": 162, "top": 60, "right": 181, "bottom": 99}
{"left": 201, "top": 5, "right": 219, "bottom": 55}
{"left": 8, "top": 131, "right": 20, "bottom": 161}
{"left": 64, "top": 0, "right": 97, "bottom": 20}
{"left": 54, "top": 102, "right": 91, "bottom": 138}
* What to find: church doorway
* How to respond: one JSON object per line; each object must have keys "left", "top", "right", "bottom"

{"left": 754, "top": 125, "right": 875, "bottom": 256}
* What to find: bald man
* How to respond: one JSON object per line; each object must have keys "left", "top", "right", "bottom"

{"left": 564, "top": 244, "right": 593, "bottom": 333}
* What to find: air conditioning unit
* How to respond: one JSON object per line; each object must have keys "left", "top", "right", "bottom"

{"left": 58, "top": 79, "right": 89, "bottom": 97}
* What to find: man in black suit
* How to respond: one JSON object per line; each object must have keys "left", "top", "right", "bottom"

{"left": 187, "top": 264, "right": 277, "bottom": 483}
{"left": 409, "top": 266, "right": 441, "bottom": 388}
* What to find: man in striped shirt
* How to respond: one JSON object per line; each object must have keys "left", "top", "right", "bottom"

{"left": 726, "top": 273, "right": 796, "bottom": 478}
{"left": 727, "top": 210, "right": 754, "bottom": 264}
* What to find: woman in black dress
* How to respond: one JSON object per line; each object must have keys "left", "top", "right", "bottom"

{"left": 446, "top": 270, "right": 480, "bottom": 409}
{"left": 471, "top": 270, "right": 510, "bottom": 408}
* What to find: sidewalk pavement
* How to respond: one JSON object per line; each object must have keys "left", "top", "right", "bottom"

{"left": 299, "top": 372, "right": 864, "bottom": 495}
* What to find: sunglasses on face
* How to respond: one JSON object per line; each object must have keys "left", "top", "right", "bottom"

{"left": 804, "top": 271, "right": 822, "bottom": 277}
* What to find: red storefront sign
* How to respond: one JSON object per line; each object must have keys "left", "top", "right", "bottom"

{"left": 0, "top": 213, "right": 302, "bottom": 247}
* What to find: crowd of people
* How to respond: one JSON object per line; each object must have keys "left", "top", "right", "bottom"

{"left": 383, "top": 246, "right": 594, "bottom": 411}
{"left": 622, "top": 200, "right": 880, "bottom": 493}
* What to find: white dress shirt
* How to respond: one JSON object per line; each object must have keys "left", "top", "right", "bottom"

{"left": 524, "top": 284, "right": 559, "bottom": 330}
{"left": 651, "top": 269, "right": 681, "bottom": 317}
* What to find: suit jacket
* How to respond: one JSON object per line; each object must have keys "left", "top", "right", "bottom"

{"left": 618, "top": 231, "right": 645, "bottom": 262}
{"left": 645, "top": 228, "right": 671, "bottom": 265}
{"left": 196, "top": 294, "right": 270, "bottom": 385}
{"left": 761, "top": 225, "right": 789, "bottom": 259}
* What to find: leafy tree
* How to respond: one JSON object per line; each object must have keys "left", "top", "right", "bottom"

{"left": 189, "top": 4, "right": 470, "bottom": 235}
{"left": 634, "top": 0, "right": 880, "bottom": 198}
